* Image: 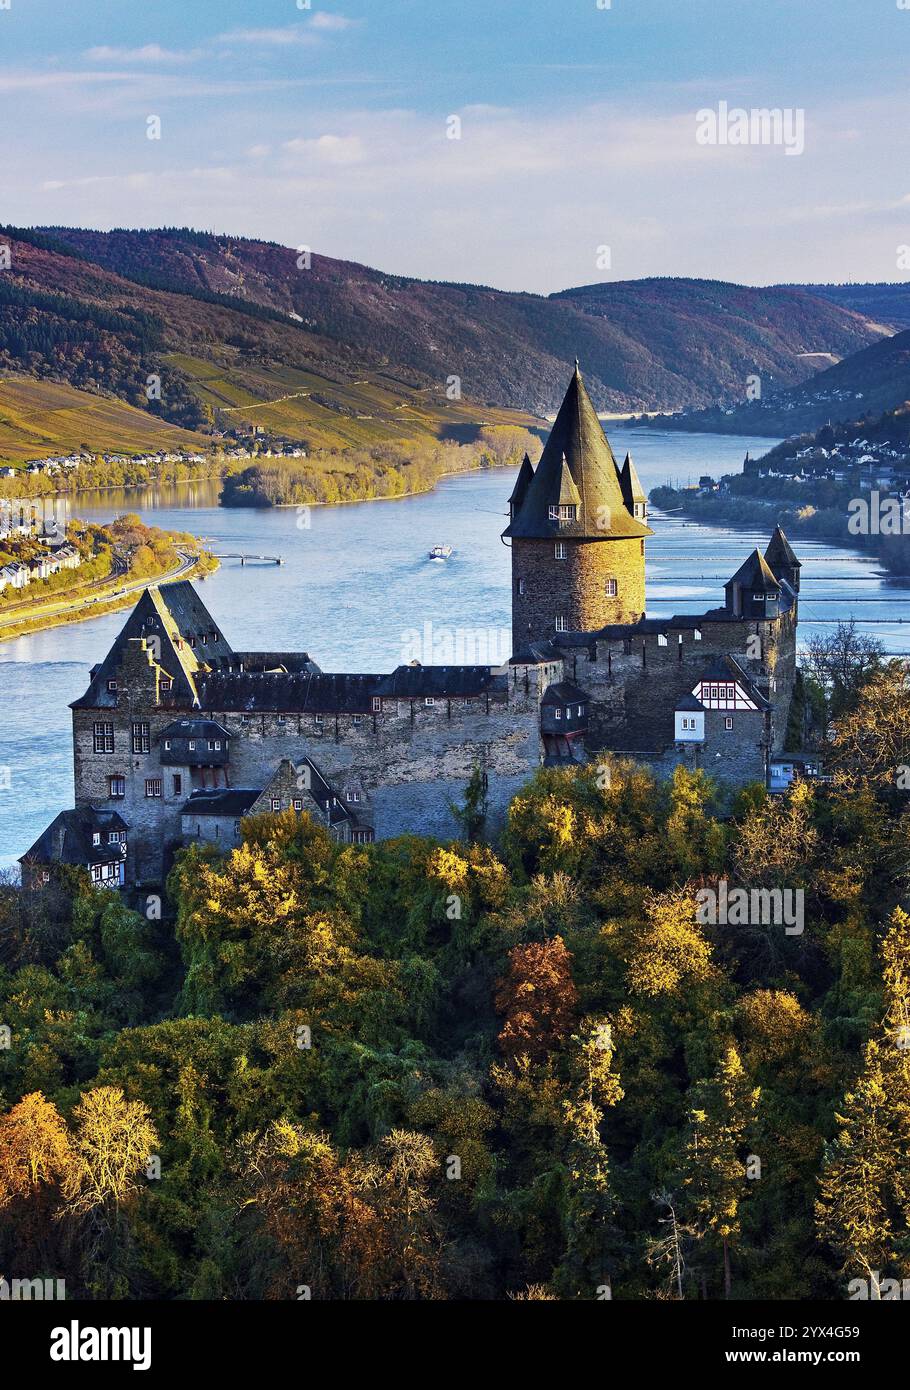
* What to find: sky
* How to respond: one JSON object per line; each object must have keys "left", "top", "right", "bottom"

{"left": 2, "top": 0, "right": 910, "bottom": 294}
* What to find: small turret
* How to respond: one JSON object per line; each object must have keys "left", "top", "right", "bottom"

{"left": 724, "top": 549, "right": 781, "bottom": 619}
{"left": 508, "top": 453, "right": 535, "bottom": 522}
{"left": 764, "top": 526, "right": 801, "bottom": 595}
{"left": 617, "top": 450, "right": 647, "bottom": 521}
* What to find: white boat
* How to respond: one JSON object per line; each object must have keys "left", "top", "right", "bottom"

{"left": 428, "top": 544, "right": 453, "bottom": 561}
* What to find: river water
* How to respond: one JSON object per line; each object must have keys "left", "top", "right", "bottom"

{"left": 2, "top": 428, "right": 908, "bottom": 868}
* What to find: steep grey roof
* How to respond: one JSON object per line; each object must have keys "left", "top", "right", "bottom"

{"left": 509, "top": 639, "right": 564, "bottom": 665}
{"left": 20, "top": 808, "right": 128, "bottom": 866}
{"left": 198, "top": 671, "right": 380, "bottom": 713}
{"left": 617, "top": 451, "right": 647, "bottom": 509}
{"left": 541, "top": 681, "right": 589, "bottom": 705}
{"left": 764, "top": 526, "right": 801, "bottom": 573}
{"left": 696, "top": 656, "right": 771, "bottom": 710}
{"left": 502, "top": 365, "right": 652, "bottom": 541}
{"left": 71, "top": 581, "right": 233, "bottom": 710}
{"left": 375, "top": 665, "right": 507, "bottom": 699}
{"left": 181, "top": 789, "right": 260, "bottom": 818}
{"left": 507, "top": 454, "right": 535, "bottom": 514}
{"left": 675, "top": 693, "right": 706, "bottom": 712}
{"left": 726, "top": 549, "right": 781, "bottom": 591}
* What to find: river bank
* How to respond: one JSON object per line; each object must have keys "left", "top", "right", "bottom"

{"left": 650, "top": 482, "right": 910, "bottom": 576}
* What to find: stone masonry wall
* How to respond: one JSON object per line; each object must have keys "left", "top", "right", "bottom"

{"left": 511, "top": 536, "right": 646, "bottom": 647}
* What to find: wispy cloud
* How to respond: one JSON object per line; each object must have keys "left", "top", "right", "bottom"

{"left": 83, "top": 44, "right": 197, "bottom": 64}
{"left": 217, "top": 13, "right": 357, "bottom": 47}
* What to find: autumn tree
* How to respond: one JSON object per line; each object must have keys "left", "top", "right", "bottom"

{"left": 495, "top": 936, "right": 579, "bottom": 1061}
{"left": 63, "top": 1086, "right": 158, "bottom": 1298}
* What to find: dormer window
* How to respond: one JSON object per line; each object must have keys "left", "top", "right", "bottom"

{"left": 549, "top": 504, "right": 577, "bottom": 521}
{"left": 92, "top": 832, "right": 101, "bottom": 846}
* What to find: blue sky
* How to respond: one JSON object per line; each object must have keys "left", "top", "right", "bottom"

{"left": 3, "top": 0, "right": 909, "bottom": 292}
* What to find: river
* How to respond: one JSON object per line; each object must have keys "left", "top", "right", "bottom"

{"left": 2, "top": 428, "right": 908, "bottom": 868}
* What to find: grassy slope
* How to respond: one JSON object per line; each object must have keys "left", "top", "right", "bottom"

{"left": 163, "top": 353, "right": 542, "bottom": 452}
{"left": 0, "top": 375, "right": 209, "bottom": 463}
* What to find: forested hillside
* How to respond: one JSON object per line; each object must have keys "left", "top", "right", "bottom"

{"left": 25, "top": 226, "right": 889, "bottom": 413}
{"left": 2, "top": 657, "right": 909, "bottom": 1300}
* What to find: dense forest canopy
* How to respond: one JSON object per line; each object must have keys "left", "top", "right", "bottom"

{"left": 2, "top": 658, "right": 910, "bottom": 1300}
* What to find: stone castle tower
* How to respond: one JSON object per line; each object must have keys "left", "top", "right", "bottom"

{"left": 503, "top": 363, "right": 652, "bottom": 648}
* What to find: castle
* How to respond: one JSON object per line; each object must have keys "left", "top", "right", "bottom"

{"left": 21, "top": 366, "right": 799, "bottom": 890}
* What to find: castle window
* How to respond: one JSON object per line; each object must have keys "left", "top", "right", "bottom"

{"left": 278, "top": 714, "right": 286, "bottom": 724}
{"left": 578, "top": 705, "right": 585, "bottom": 717}
{"left": 555, "top": 616, "right": 568, "bottom": 632}
{"left": 424, "top": 697, "right": 435, "bottom": 706}
{"left": 93, "top": 722, "right": 114, "bottom": 754}
{"left": 724, "top": 717, "right": 734, "bottom": 731}
{"left": 189, "top": 637, "right": 196, "bottom": 648}
{"left": 554, "top": 708, "right": 562, "bottom": 719}
{"left": 188, "top": 740, "right": 196, "bottom": 751}
{"left": 164, "top": 739, "right": 171, "bottom": 751}
{"left": 314, "top": 714, "right": 324, "bottom": 726}
{"left": 549, "top": 504, "right": 577, "bottom": 521}
{"left": 658, "top": 634, "right": 668, "bottom": 647}
{"left": 352, "top": 715, "right": 363, "bottom": 726}
{"left": 107, "top": 680, "right": 118, "bottom": 692}
{"left": 107, "top": 831, "right": 120, "bottom": 845}
{"left": 145, "top": 778, "right": 162, "bottom": 798}
{"left": 605, "top": 578, "right": 617, "bottom": 597}
{"left": 346, "top": 791, "right": 361, "bottom": 803}
{"left": 92, "top": 832, "right": 101, "bottom": 847}
{"left": 517, "top": 578, "right": 526, "bottom": 595}
{"left": 372, "top": 697, "right": 382, "bottom": 712}
{"left": 271, "top": 798, "right": 281, "bottom": 811}
{"left": 160, "top": 679, "right": 172, "bottom": 692}
{"left": 554, "top": 542, "right": 568, "bottom": 560}
{"left": 172, "top": 774, "right": 182, "bottom": 796}
{"left": 108, "top": 775, "right": 125, "bottom": 799}
{"left": 201, "top": 635, "right": 208, "bottom": 645}
{"left": 293, "top": 798, "right": 303, "bottom": 811}
{"left": 694, "top": 629, "right": 702, "bottom": 641}
{"left": 131, "top": 722, "right": 150, "bottom": 754}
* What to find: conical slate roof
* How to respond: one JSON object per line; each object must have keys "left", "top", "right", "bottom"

{"left": 618, "top": 451, "right": 646, "bottom": 510}
{"left": 764, "top": 526, "right": 801, "bottom": 573}
{"left": 727, "top": 549, "right": 781, "bottom": 591}
{"left": 508, "top": 453, "right": 535, "bottom": 517}
{"left": 503, "top": 365, "right": 652, "bottom": 541}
